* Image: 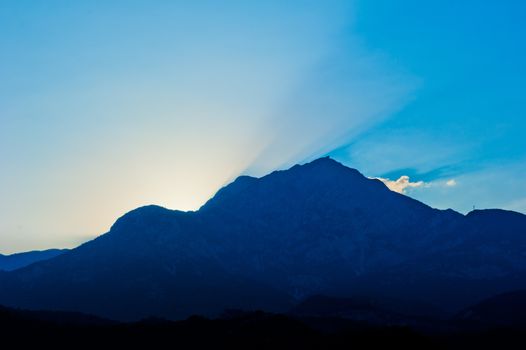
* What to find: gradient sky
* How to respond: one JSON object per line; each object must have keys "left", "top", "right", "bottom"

{"left": 1, "top": 1, "right": 525, "bottom": 253}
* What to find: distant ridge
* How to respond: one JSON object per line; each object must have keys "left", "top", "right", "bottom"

{"left": 0, "top": 249, "right": 68, "bottom": 271}
{"left": 0, "top": 157, "right": 525, "bottom": 320}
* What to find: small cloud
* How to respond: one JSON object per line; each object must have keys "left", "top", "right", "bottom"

{"left": 445, "top": 179, "right": 457, "bottom": 187}
{"left": 376, "top": 175, "right": 425, "bottom": 194}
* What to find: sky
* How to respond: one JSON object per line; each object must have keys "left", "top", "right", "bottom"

{"left": 0, "top": 1, "right": 525, "bottom": 253}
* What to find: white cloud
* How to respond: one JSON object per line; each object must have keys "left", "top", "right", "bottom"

{"left": 376, "top": 176, "right": 425, "bottom": 194}
{"left": 375, "top": 176, "right": 457, "bottom": 195}
{"left": 446, "top": 179, "right": 457, "bottom": 187}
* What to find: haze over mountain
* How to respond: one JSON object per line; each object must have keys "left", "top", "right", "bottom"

{"left": 0, "top": 158, "right": 524, "bottom": 321}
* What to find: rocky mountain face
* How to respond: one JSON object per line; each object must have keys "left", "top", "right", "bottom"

{"left": 0, "top": 158, "right": 524, "bottom": 320}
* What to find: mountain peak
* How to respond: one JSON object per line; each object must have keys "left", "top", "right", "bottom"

{"left": 202, "top": 157, "right": 372, "bottom": 212}
{"left": 305, "top": 156, "right": 341, "bottom": 166}
{"left": 116, "top": 205, "right": 173, "bottom": 221}
{"left": 110, "top": 205, "right": 177, "bottom": 234}
{"left": 300, "top": 157, "right": 363, "bottom": 176}
{"left": 270, "top": 157, "right": 364, "bottom": 183}
{"left": 291, "top": 157, "right": 350, "bottom": 172}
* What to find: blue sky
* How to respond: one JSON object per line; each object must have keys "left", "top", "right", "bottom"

{"left": 329, "top": 0, "right": 526, "bottom": 214}
{"left": 0, "top": 1, "right": 525, "bottom": 253}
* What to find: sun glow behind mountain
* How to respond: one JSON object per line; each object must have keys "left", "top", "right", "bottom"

{"left": 0, "top": 1, "right": 414, "bottom": 253}
{"left": 2, "top": 1, "right": 525, "bottom": 253}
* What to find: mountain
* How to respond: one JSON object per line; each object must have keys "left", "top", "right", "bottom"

{"left": 290, "top": 294, "right": 442, "bottom": 322}
{"left": 455, "top": 290, "right": 526, "bottom": 327}
{"left": 0, "top": 157, "right": 525, "bottom": 320}
{"left": 2, "top": 301, "right": 523, "bottom": 350}
{"left": 0, "top": 249, "right": 68, "bottom": 271}
{"left": 0, "top": 303, "right": 114, "bottom": 327}
{"left": 289, "top": 295, "right": 416, "bottom": 328}
{"left": 0, "top": 304, "right": 441, "bottom": 350}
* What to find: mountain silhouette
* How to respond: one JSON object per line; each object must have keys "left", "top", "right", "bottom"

{"left": 0, "top": 249, "right": 68, "bottom": 271}
{"left": 455, "top": 290, "right": 526, "bottom": 327}
{"left": 0, "top": 157, "right": 525, "bottom": 320}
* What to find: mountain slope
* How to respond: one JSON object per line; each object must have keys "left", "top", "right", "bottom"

{"left": 0, "top": 249, "right": 68, "bottom": 271}
{"left": 0, "top": 157, "right": 524, "bottom": 320}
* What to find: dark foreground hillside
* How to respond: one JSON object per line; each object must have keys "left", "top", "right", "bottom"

{"left": 1, "top": 305, "right": 525, "bottom": 350}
